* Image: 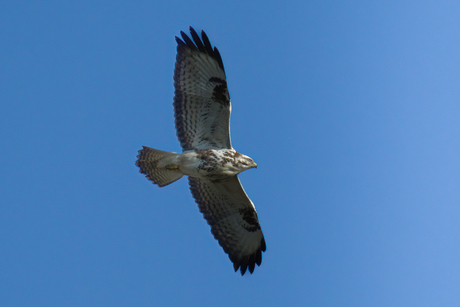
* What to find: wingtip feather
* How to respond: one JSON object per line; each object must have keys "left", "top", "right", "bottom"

{"left": 175, "top": 27, "right": 225, "bottom": 71}
{"left": 175, "top": 36, "right": 185, "bottom": 46}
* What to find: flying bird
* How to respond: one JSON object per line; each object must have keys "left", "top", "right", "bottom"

{"left": 136, "top": 27, "right": 266, "bottom": 275}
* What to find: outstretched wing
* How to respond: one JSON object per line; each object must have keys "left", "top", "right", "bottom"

{"left": 188, "top": 176, "right": 266, "bottom": 275}
{"left": 174, "top": 27, "right": 232, "bottom": 151}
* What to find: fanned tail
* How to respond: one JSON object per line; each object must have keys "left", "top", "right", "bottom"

{"left": 136, "top": 146, "right": 184, "bottom": 187}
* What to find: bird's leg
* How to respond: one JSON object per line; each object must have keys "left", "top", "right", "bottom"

{"left": 165, "top": 165, "right": 180, "bottom": 170}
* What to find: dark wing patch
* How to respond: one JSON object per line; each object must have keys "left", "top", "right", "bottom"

{"left": 174, "top": 27, "right": 232, "bottom": 151}
{"left": 209, "top": 77, "right": 230, "bottom": 107}
{"left": 188, "top": 176, "right": 266, "bottom": 275}
{"left": 238, "top": 207, "right": 261, "bottom": 232}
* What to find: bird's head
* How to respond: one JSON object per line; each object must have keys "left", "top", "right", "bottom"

{"left": 240, "top": 154, "right": 257, "bottom": 170}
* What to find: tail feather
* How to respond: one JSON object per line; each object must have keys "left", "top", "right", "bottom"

{"left": 136, "top": 146, "right": 184, "bottom": 187}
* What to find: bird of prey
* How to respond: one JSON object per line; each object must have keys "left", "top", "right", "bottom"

{"left": 136, "top": 27, "right": 266, "bottom": 275}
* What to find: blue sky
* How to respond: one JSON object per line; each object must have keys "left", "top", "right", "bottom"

{"left": 1, "top": 1, "right": 459, "bottom": 306}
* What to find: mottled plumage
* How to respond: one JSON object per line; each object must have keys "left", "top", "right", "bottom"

{"left": 136, "top": 27, "right": 266, "bottom": 275}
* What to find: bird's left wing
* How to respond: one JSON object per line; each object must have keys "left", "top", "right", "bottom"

{"left": 188, "top": 175, "right": 266, "bottom": 275}
{"left": 174, "top": 27, "right": 232, "bottom": 151}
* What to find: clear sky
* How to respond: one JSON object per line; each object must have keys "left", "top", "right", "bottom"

{"left": 1, "top": 1, "right": 459, "bottom": 306}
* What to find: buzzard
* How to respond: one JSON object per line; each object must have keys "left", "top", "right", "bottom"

{"left": 136, "top": 27, "right": 266, "bottom": 275}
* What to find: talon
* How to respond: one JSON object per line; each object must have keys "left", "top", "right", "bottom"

{"left": 166, "top": 165, "right": 179, "bottom": 170}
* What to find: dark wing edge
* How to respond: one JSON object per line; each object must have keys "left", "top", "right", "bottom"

{"left": 188, "top": 176, "right": 266, "bottom": 276}
{"left": 175, "top": 27, "right": 225, "bottom": 72}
